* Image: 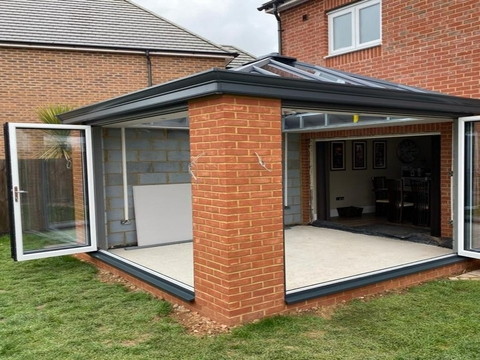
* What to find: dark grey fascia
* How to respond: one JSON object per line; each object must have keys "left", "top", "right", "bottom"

{"left": 58, "top": 69, "right": 480, "bottom": 126}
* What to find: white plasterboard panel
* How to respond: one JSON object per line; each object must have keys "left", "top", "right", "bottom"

{"left": 133, "top": 183, "right": 192, "bottom": 246}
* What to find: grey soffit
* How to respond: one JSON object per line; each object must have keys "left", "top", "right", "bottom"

{"left": 58, "top": 55, "right": 480, "bottom": 125}
{"left": 222, "top": 45, "right": 257, "bottom": 68}
{"left": 0, "top": 0, "right": 230, "bottom": 55}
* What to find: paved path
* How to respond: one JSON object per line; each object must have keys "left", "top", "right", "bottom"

{"left": 449, "top": 270, "right": 480, "bottom": 280}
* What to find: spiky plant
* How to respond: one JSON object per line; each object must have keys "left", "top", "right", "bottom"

{"left": 37, "top": 105, "right": 75, "bottom": 167}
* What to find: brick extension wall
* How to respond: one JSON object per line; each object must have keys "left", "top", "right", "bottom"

{"left": 188, "top": 95, "right": 285, "bottom": 325}
{"left": 280, "top": 0, "right": 480, "bottom": 98}
{"left": 76, "top": 242, "right": 480, "bottom": 325}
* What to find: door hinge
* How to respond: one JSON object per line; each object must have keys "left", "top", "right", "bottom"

{"left": 448, "top": 171, "right": 454, "bottom": 177}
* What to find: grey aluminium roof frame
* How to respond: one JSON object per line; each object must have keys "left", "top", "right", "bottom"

{"left": 59, "top": 67, "right": 480, "bottom": 126}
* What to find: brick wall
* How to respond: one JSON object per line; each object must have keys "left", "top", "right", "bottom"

{"left": 0, "top": 46, "right": 225, "bottom": 157}
{"left": 189, "top": 94, "right": 284, "bottom": 325}
{"left": 280, "top": 0, "right": 480, "bottom": 98}
{"left": 102, "top": 128, "right": 190, "bottom": 248}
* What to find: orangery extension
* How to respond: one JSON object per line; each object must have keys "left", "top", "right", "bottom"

{"left": 5, "top": 55, "right": 480, "bottom": 325}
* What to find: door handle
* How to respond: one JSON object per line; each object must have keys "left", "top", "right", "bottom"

{"left": 14, "top": 186, "right": 28, "bottom": 202}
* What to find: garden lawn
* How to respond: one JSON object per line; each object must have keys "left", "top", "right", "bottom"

{"left": 2, "top": 234, "right": 480, "bottom": 359}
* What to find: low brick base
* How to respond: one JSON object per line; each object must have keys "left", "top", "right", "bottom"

{"left": 285, "top": 259, "right": 480, "bottom": 312}
{"left": 74, "top": 253, "right": 480, "bottom": 326}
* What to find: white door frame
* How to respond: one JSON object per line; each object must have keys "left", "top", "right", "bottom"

{"left": 6, "top": 122, "right": 97, "bottom": 261}
{"left": 457, "top": 115, "right": 480, "bottom": 259}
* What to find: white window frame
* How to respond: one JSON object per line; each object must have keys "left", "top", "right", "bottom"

{"left": 328, "top": 0, "right": 382, "bottom": 56}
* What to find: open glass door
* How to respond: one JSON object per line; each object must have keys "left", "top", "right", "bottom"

{"left": 4, "top": 123, "right": 97, "bottom": 261}
{"left": 457, "top": 116, "right": 480, "bottom": 259}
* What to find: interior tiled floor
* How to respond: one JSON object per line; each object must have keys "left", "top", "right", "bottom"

{"left": 109, "top": 219, "right": 452, "bottom": 291}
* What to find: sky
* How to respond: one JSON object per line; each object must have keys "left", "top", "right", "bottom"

{"left": 131, "top": 0, "right": 278, "bottom": 56}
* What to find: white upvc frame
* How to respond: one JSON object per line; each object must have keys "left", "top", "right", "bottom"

{"left": 328, "top": 0, "right": 382, "bottom": 56}
{"left": 457, "top": 115, "right": 480, "bottom": 259}
{"left": 6, "top": 122, "right": 97, "bottom": 261}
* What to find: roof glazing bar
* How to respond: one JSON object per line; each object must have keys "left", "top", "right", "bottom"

{"left": 268, "top": 59, "right": 339, "bottom": 83}
{"left": 231, "top": 57, "right": 272, "bottom": 72}
{"left": 251, "top": 65, "right": 280, "bottom": 76}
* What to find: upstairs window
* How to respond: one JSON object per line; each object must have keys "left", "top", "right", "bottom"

{"left": 328, "top": 0, "right": 381, "bottom": 56}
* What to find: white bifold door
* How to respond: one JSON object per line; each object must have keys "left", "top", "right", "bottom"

{"left": 457, "top": 116, "right": 480, "bottom": 259}
{"left": 4, "top": 123, "right": 97, "bottom": 261}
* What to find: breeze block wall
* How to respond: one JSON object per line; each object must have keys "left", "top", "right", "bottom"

{"left": 284, "top": 133, "right": 302, "bottom": 225}
{"left": 188, "top": 94, "right": 285, "bottom": 325}
{"left": 280, "top": 0, "right": 480, "bottom": 98}
{"left": 102, "top": 128, "right": 190, "bottom": 248}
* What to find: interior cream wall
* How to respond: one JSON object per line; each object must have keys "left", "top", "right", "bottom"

{"left": 329, "top": 136, "right": 432, "bottom": 216}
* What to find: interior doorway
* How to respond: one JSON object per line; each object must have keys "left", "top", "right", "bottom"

{"left": 314, "top": 134, "right": 442, "bottom": 240}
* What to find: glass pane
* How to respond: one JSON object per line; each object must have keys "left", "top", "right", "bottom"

{"left": 15, "top": 127, "right": 91, "bottom": 254}
{"left": 464, "top": 122, "right": 480, "bottom": 252}
{"left": 333, "top": 13, "right": 352, "bottom": 50}
{"left": 359, "top": 4, "right": 380, "bottom": 44}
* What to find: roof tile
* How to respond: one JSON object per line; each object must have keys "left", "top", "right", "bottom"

{"left": 0, "top": 0, "right": 231, "bottom": 55}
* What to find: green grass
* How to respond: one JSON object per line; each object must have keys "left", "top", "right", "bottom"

{"left": 2, "top": 234, "right": 480, "bottom": 359}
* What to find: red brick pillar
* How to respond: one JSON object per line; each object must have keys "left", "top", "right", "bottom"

{"left": 189, "top": 95, "right": 284, "bottom": 325}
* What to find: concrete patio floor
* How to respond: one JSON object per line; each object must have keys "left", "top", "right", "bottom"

{"left": 109, "top": 225, "right": 453, "bottom": 291}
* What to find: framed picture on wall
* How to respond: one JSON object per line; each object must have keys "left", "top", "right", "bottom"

{"left": 330, "top": 141, "right": 345, "bottom": 171}
{"left": 373, "top": 141, "right": 387, "bottom": 169}
{"left": 352, "top": 141, "right": 367, "bottom": 170}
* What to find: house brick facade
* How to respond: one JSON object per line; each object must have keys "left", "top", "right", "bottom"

{"left": 279, "top": 0, "right": 480, "bottom": 98}
{"left": 0, "top": 46, "right": 226, "bottom": 156}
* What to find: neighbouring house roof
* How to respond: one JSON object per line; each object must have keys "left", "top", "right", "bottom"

{"left": 59, "top": 54, "right": 480, "bottom": 125}
{"left": 0, "top": 0, "right": 233, "bottom": 56}
{"left": 222, "top": 45, "right": 257, "bottom": 68}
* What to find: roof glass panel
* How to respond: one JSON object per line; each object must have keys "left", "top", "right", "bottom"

{"left": 232, "top": 55, "right": 436, "bottom": 93}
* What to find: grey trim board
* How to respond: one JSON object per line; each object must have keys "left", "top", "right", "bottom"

{"left": 89, "top": 251, "right": 195, "bottom": 302}
{"left": 285, "top": 255, "right": 465, "bottom": 304}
